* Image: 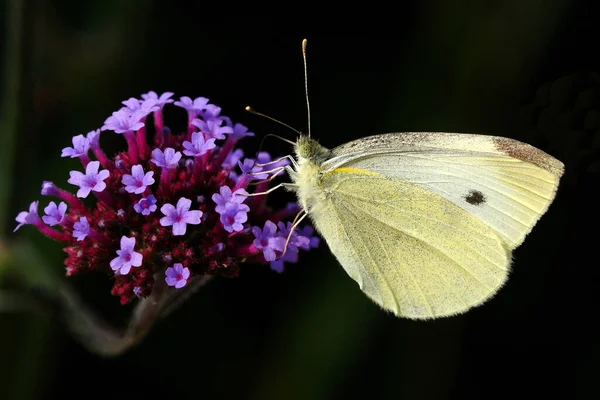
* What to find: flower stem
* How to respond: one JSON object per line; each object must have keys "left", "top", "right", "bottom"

{"left": 124, "top": 131, "right": 139, "bottom": 165}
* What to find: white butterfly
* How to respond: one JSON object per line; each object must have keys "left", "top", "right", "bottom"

{"left": 255, "top": 40, "right": 564, "bottom": 319}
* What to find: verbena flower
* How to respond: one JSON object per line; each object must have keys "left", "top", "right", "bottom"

{"left": 14, "top": 92, "right": 319, "bottom": 304}
{"left": 165, "top": 263, "right": 190, "bottom": 289}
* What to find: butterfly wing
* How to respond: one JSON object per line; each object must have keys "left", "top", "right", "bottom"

{"left": 310, "top": 169, "right": 512, "bottom": 319}
{"left": 322, "top": 132, "right": 564, "bottom": 248}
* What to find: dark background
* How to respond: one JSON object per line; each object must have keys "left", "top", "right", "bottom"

{"left": 1, "top": 1, "right": 597, "bottom": 399}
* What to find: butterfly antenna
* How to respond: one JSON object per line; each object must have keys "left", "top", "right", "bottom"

{"left": 245, "top": 106, "right": 302, "bottom": 136}
{"left": 302, "top": 39, "right": 311, "bottom": 138}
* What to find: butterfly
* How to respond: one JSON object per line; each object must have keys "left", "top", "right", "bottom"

{"left": 256, "top": 40, "right": 564, "bottom": 319}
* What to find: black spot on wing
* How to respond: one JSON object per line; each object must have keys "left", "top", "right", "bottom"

{"left": 464, "top": 190, "right": 486, "bottom": 206}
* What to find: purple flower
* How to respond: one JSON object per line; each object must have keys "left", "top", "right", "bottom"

{"left": 141, "top": 91, "right": 174, "bottom": 108}
{"left": 239, "top": 158, "right": 257, "bottom": 175}
{"left": 73, "top": 216, "right": 91, "bottom": 241}
{"left": 165, "top": 263, "right": 190, "bottom": 289}
{"left": 121, "top": 97, "right": 160, "bottom": 119}
{"left": 41, "top": 181, "right": 58, "bottom": 196}
{"left": 255, "top": 152, "right": 288, "bottom": 177}
{"left": 160, "top": 197, "right": 203, "bottom": 236}
{"left": 227, "top": 121, "right": 254, "bottom": 140}
{"left": 299, "top": 226, "right": 321, "bottom": 249}
{"left": 252, "top": 221, "right": 286, "bottom": 262}
{"left": 174, "top": 96, "right": 210, "bottom": 117}
{"left": 270, "top": 223, "right": 319, "bottom": 273}
{"left": 121, "top": 164, "right": 155, "bottom": 194}
{"left": 42, "top": 201, "right": 67, "bottom": 226}
{"left": 182, "top": 132, "right": 217, "bottom": 157}
{"left": 133, "top": 286, "right": 143, "bottom": 297}
{"left": 200, "top": 104, "right": 222, "bottom": 119}
{"left": 121, "top": 97, "right": 141, "bottom": 110}
{"left": 87, "top": 129, "right": 101, "bottom": 149}
{"left": 151, "top": 147, "right": 182, "bottom": 169}
{"left": 222, "top": 149, "right": 244, "bottom": 169}
{"left": 191, "top": 118, "right": 233, "bottom": 140}
{"left": 110, "top": 236, "right": 143, "bottom": 275}
{"left": 14, "top": 201, "right": 40, "bottom": 232}
{"left": 219, "top": 202, "right": 250, "bottom": 233}
{"left": 134, "top": 194, "right": 158, "bottom": 215}
{"left": 67, "top": 161, "right": 110, "bottom": 198}
{"left": 102, "top": 109, "right": 145, "bottom": 133}
{"left": 212, "top": 186, "right": 248, "bottom": 214}
{"left": 61, "top": 134, "right": 90, "bottom": 158}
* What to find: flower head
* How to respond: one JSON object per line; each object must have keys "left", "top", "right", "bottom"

{"left": 110, "top": 236, "right": 143, "bottom": 275}
{"left": 165, "top": 263, "right": 190, "bottom": 289}
{"left": 14, "top": 92, "right": 318, "bottom": 304}
{"left": 61, "top": 134, "right": 90, "bottom": 158}
{"left": 42, "top": 201, "right": 67, "bottom": 226}
{"left": 160, "top": 197, "right": 202, "bottom": 236}
{"left": 67, "top": 161, "right": 110, "bottom": 198}
{"left": 134, "top": 195, "right": 158, "bottom": 215}
{"left": 121, "top": 165, "right": 155, "bottom": 194}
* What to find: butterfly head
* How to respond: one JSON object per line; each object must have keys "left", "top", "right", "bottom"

{"left": 295, "top": 134, "right": 331, "bottom": 164}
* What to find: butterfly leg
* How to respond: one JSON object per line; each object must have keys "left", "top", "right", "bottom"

{"left": 245, "top": 182, "right": 297, "bottom": 197}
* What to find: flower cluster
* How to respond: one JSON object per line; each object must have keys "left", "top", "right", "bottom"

{"left": 14, "top": 92, "right": 318, "bottom": 304}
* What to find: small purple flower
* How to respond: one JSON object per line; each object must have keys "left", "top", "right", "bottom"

{"left": 239, "top": 158, "right": 257, "bottom": 175}
{"left": 141, "top": 91, "right": 174, "bottom": 108}
{"left": 87, "top": 129, "right": 101, "bottom": 149}
{"left": 200, "top": 104, "right": 222, "bottom": 119}
{"left": 212, "top": 186, "right": 248, "bottom": 214}
{"left": 110, "top": 236, "right": 143, "bottom": 275}
{"left": 133, "top": 286, "right": 143, "bottom": 297}
{"left": 182, "top": 132, "right": 217, "bottom": 157}
{"left": 256, "top": 152, "right": 288, "bottom": 177}
{"left": 191, "top": 118, "right": 233, "bottom": 140}
{"left": 160, "top": 197, "right": 203, "bottom": 236}
{"left": 121, "top": 164, "right": 155, "bottom": 194}
{"left": 73, "top": 216, "right": 91, "bottom": 241}
{"left": 102, "top": 109, "right": 145, "bottom": 133}
{"left": 222, "top": 149, "right": 244, "bottom": 169}
{"left": 219, "top": 202, "right": 250, "bottom": 233}
{"left": 174, "top": 96, "right": 210, "bottom": 117}
{"left": 165, "top": 263, "right": 190, "bottom": 289}
{"left": 151, "top": 147, "right": 182, "bottom": 169}
{"left": 42, "top": 201, "right": 67, "bottom": 226}
{"left": 41, "top": 181, "right": 58, "bottom": 196}
{"left": 67, "top": 161, "right": 110, "bottom": 198}
{"left": 121, "top": 97, "right": 159, "bottom": 119}
{"left": 61, "top": 134, "right": 90, "bottom": 158}
{"left": 121, "top": 97, "right": 141, "bottom": 110}
{"left": 134, "top": 194, "right": 158, "bottom": 215}
{"left": 299, "top": 226, "right": 321, "bottom": 249}
{"left": 14, "top": 201, "right": 40, "bottom": 232}
{"left": 230, "top": 122, "right": 255, "bottom": 140}
{"left": 252, "top": 221, "right": 286, "bottom": 262}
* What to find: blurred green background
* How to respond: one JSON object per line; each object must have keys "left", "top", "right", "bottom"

{"left": 1, "top": 1, "right": 597, "bottom": 399}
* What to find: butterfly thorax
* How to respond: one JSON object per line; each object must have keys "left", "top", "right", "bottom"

{"left": 291, "top": 135, "right": 331, "bottom": 212}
